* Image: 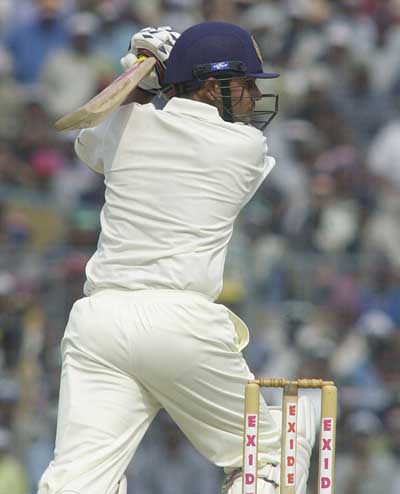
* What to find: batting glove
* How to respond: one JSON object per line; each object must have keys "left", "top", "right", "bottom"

{"left": 120, "top": 26, "right": 180, "bottom": 94}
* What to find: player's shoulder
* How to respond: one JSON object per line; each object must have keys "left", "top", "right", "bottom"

{"left": 112, "top": 101, "right": 157, "bottom": 125}
{"left": 230, "top": 121, "right": 266, "bottom": 154}
{"left": 233, "top": 121, "right": 265, "bottom": 140}
{"left": 122, "top": 101, "right": 157, "bottom": 114}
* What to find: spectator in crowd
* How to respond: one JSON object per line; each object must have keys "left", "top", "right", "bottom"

{"left": 384, "top": 401, "right": 400, "bottom": 494}
{"left": 40, "top": 11, "right": 113, "bottom": 119}
{"left": 328, "top": 62, "right": 390, "bottom": 146}
{"left": 95, "top": 2, "right": 141, "bottom": 66}
{"left": 0, "top": 427, "right": 29, "bottom": 494}
{"left": 128, "top": 412, "right": 221, "bottom": 494}
{"left": 4, "top": 0, "right": 69, "bottom": 85}
{"left": 335, "top": 410, "right": 397, "bottom": 494}
{"left": 0, "top": 47, "right": 26, "bottom": 140}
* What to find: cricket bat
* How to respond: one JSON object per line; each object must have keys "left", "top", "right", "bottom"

{"left": 54, "top": 57, "right": 156, "bottom": 132}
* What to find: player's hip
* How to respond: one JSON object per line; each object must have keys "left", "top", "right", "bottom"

{"left": 62, "top": 288, "right": 248, "bottom": 378}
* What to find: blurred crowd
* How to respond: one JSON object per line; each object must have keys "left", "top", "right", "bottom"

{"left": 1, "top": 0, "right": 400, "bottom": 493}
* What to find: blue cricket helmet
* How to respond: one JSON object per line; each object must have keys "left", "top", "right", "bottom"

{"left": 164, "top": 21, "right": 279, "bottom": 85}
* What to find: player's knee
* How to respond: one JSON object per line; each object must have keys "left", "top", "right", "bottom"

{"left": 222, "top": 465, "right": 279, "bottom": 494}
{"left": 223, "top": 397, "right": 316, "bottom": 494}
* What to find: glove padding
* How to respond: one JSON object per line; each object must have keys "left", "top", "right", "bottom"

{"left": 120, "top": 26, "right": 180, "bottom": 93}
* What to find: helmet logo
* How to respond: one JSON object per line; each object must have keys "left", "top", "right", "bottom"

{"left": 211, "top": 61, "right": 230, "bottom": 71}
{"left": 251, "top": 36, "right": 263, "bottom": 64}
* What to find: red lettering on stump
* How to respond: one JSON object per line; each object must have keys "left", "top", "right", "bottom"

{"left": 246, "top": 435, "right": 256, "bottom": 446}
{"left": 321, "top": 477, "right": 331, "bottom": 488}
{"left": 245, "top": 474, "right": 255, "bottom": 485}
{"left": 322, "top": 438, "right": 332, "bottom": 451}
{"left": 248, "top": 415, "right": 256, "bottom": 427}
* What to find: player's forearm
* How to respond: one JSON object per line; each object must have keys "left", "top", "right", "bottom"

{"left": 122, "top": 87, "right": 154, "bottom": 106}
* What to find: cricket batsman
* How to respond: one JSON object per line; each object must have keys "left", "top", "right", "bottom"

{"left": 38, "top": 22, "right": 316, "bottom": 494}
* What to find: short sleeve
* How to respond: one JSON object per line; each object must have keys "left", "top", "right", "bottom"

{"left": 75, "top": 123, "right": 108, "bottom": 174}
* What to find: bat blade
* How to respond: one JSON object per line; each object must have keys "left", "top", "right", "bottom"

{"left": 54, "top": 57, "right": 156, "bottom": 132}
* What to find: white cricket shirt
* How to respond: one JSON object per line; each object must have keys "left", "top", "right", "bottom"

{"left": 75, "top": 98, "right": 275, "bottom": 300}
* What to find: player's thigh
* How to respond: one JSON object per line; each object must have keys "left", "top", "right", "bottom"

{"left": 135, "top": 300, "right": 281, "bottom": 468}
{"left": 38, "top": 321, "right": 161, "bottom": 494}
{"left": 165, "top": 350, "right": 279, "bottom": 468}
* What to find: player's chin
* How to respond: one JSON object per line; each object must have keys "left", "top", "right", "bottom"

{"left": 235, "top": 113, "right": 252, "bottom": 125}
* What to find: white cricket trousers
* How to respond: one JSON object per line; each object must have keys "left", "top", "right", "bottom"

{"left": 38, "top": 289, "right": 281, "bottom": 494}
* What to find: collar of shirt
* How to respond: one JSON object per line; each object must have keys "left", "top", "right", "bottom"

{"left": 163, "top": 97, "right": 223, "bottom": 123}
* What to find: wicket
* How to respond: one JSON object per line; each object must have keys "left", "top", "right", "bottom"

{"left": 242, "top": 378, "right": 337, "bottom": 494}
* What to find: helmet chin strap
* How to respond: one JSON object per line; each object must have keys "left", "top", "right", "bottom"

{"left": 220, "top": 82, "right": 234, "bottom": 123}
{"left": 208, "top": 79, "right": 235, "bottom": 123}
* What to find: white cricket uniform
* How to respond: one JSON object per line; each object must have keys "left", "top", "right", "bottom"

{"left": 38, "top": 98, "right": 281, "bottom": 494}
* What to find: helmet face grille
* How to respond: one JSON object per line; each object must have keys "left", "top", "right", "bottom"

{"left": 251, "top": 94, "right": 279, "bottom": 130}
{"left": 220, "top": 90, "right": 279, "bottom": 130}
